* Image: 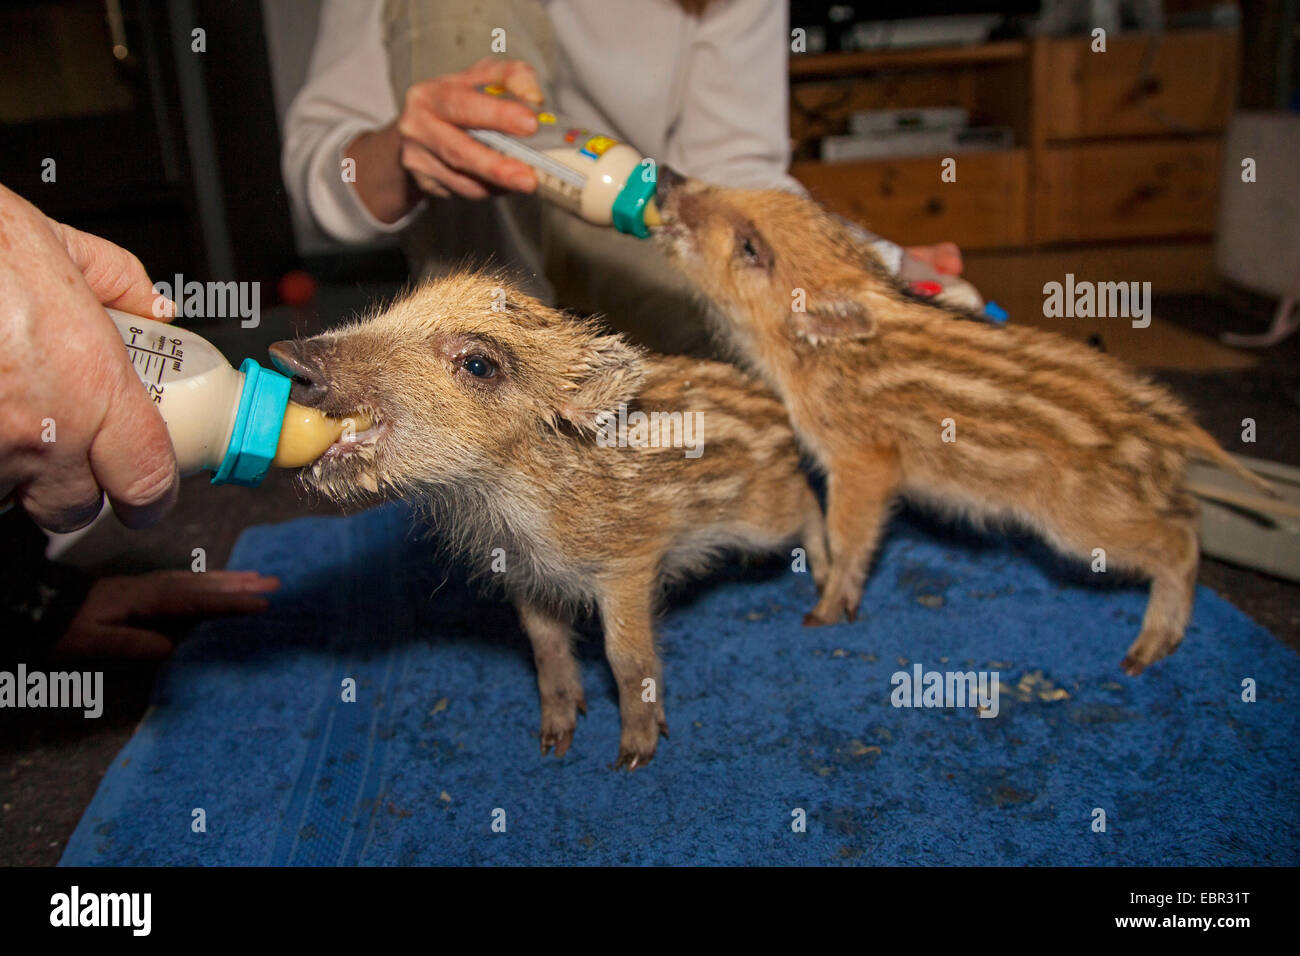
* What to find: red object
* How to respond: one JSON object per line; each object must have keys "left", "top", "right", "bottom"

{"left": 278, "top": 270, "right": 317, "bottom": 306}
{"left": 908, "top": 280, "right": 943, "bottom": 298}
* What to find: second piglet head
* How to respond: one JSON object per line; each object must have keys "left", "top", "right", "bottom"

{"left": 652, "top": 177, "right": 897, "bottom": 351}
{"left": 269, "top": 271, "right": 645, "bottom": 503}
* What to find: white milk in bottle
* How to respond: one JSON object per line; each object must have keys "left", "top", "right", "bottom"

{"left": 466, "top": 85, "right": 661, "bottom": 237}
{"left": 108, "top": 310, "right": 369, "bottom": 486}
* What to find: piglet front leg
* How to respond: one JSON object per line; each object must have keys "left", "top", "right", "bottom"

{"left": 597, "top": 575, "right": 669, "bottom": 770}
{"left": 804, "top": 448, "right": 900, "bottom": 626}
{"left": 517, "top": 600, "right": 586, "bottom": 758}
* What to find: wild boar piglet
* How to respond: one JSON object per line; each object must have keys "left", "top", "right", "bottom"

{"left": 652, "top": 173, "right": 1269, "bottom": 675}
{"left": 269, "top": 272, "right": 827, "bottom": 768}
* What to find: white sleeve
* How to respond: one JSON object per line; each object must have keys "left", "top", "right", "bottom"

{"left": 281, "top": 0, "right": 425, "bottom": 243}
{"left": 667, "top": 0, "right": 803, "bottom": 193}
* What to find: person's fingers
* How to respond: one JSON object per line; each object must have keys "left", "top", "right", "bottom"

{"left": 907, "top": 241, "right": 964, "bottom": 276}
{"left": 462, "top": 56, "right": 545, "bottom": 104}
{"left": 185, "top": 591, "right": 272, "bottom": 615}
{"left": 501, "top": 61, "right": 544, "bottom": 104}
{"left": 160, "top": 570, "right": 280, "bottom": 593}
{"left": 421, "top": 80, "right": 538, "bottom": 136}
{"left": 408, "top": 168, "right": 452, "bottom": 199}
{"left": 55, "top": 567, "right": 278, "bottom": 662}
{"left": 125, "top": 570, "right": 278, "bottom": 617}
{"left": 56, "top": 622, "right": 174, "bottom": 661}
{"left": 932, "top": 242, "right": 963, "bottom": 276}
{"left": 428, "top": 124, "right": 537, "bottom": 192}
{"left": 400, "top": 81, "right": 537, "bottom": 193}
{"left": 400, "top": 139, "right": 491, "bottom": 200}
{"left": 88, "top": 371, "right": 178, "bottom": 529}
{"left": 50, "top": 220, "right": 176, "bottom": 320}
{"left": 18, "top": 462, "right": 105, "bottom": 533}
{"left": 401, "top": 92, "right": 535, "bottom": 186}
{"left": 204, "top": 570, "right": 281, "bottom": 589}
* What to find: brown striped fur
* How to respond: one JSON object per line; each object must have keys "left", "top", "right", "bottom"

{"left": 653, "top": 177, "right": 1250, "bottom": 675}
{"left": 269, "top": 272, "right": 826, "bottom": 767}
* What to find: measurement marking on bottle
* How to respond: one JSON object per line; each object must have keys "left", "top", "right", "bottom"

{"left": 129, "top": 350, "right": 166, "bottom": 386}
{"left": 123, "top": 326, "right": 184, "bottom": 392}
{"left": 125, "top": 344, "right": 182, "bottom": 360}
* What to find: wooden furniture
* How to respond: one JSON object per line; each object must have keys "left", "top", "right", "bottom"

{"left": 790, "top": 38, "right": 1034, "bottom": 250}
{"left": 790, "top": 28, "right": 1237, "bottom": 251}
{"left": 789, "top": 28, "right": 1238, "bottom": 251}
{"left": 787, "top": 28, "right": 1243, "bottom": 367}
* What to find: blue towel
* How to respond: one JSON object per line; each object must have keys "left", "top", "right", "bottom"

{"left": 62, "top": 503, "right": 1299, "bottom": 865}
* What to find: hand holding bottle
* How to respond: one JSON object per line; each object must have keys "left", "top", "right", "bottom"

{"left": 347, "top": 57, "right": 545, "bottom": 221}
{"left": 0, "top": 183, "right": 179, "bottom": 533}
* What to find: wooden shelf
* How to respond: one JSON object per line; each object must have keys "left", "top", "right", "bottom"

{"left": 791, "top": 149, "right": 1029, "bottom": 251}
{"left": 789, "top": 40, "right": 1029, "bottom": 77}
{"left": 788, "top": 29, "right": 1238, "bottom": 250}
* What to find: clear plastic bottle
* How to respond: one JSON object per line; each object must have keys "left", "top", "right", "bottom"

{"left": 107, "top": 310, "right": 366, "bottom": 486}
{"left": 467, "top": 85, "right": 661, "bottom": 237}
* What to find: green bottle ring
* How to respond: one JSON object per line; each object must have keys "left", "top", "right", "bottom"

{"left": 611, "top": 161, "right": 658, "bottom": 239}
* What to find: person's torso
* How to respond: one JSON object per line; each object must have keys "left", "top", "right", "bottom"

{"left": 544, "top": 0, "right": 696, "bottom": 163}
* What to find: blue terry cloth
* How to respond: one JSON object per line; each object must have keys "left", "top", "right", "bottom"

{"left": 61, "top": 502, "right": 1299, "bottom": 865}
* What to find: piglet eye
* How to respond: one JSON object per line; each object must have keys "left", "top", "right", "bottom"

{"left": 462, "top": 354, "right": 497, "bottom": 379}
{"left": 737, "top": 231, "right": 772, "bottom": 269}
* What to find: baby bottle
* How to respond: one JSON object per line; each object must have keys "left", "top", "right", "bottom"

{"left": 107, "top": 310, "right": 368, "bottom": 486}
{"left": 467, "top": 85, "right": 661, "bottom": 238}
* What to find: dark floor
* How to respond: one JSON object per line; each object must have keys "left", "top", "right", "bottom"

{"left": 2, "top": 286, "right": 1297, "bottom": 866}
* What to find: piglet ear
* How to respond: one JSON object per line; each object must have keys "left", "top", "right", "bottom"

{"left": 556, "top": 334, "right": 647, "bottom": 430}
{"left": 790, "top": 297, "right": 875, "bottom": 346}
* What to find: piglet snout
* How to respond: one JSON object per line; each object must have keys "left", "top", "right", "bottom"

{"left": 655, "top": 165, "right": 685, "bottom": 202}
{"left": 269, "top": 339, "right": 331, "bottom": 407}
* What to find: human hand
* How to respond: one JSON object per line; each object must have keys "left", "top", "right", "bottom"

{"left": 0, "top": 183, "right": 178, "bottom": 533}
{"left": 904, "top": 241, "right": 964, "bottom": 276}
{"left": 57, "top": 570, "right": 281, "bottom": 660}
{"left": 391, "top": 56, "right": 544, "bottom": 199}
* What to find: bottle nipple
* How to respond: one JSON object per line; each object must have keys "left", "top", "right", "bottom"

{"left": 642, "top": 199, "right": 661, "bottom": 228}
{"left": 272, "top": 402, "right": 373, "bottom": 467}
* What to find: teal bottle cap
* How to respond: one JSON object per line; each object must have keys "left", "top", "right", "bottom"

{"left": 612, "top": 161, "right": 657, "bottom": 238}
{"left": 212, "top": 359, "right": 292, "bottom": 487}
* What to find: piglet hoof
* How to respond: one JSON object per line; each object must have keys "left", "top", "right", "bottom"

{"left": 538, "top": 691, "right": 586, "bottom": 758}
{"left": 615, "top": 750, "right": 652, "bottom": 771}
{"left": 1122, "top": 628, "right": 1182, "bottom": 677}
{"left": 541, "top": 726, "right": 575, "bottom": 758}
{"left": 614, "top": 709, "right": 669, "bottom": 771}
{"left": 804, "top": 593, "right": 860, "bottom": 626}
